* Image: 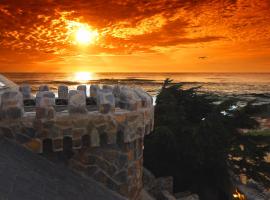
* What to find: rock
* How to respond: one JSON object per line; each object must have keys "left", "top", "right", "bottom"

{"left": 176, "top": 194, "right": 199, "bottom": 200}
{"left": 1, "top": 90, "right": 24, "bottom": 108}
{"left": 77, "top": 85, "right": 87, "bottom": 97}
{"left": 143, "top": 168, "right": 156, "bottom": 190}
{"left": 36, "top": 91, "right": 55, "bottom": 107}
{"left": 118, "top": 86, "right": 142, "bottom": 110}
{"left": 113, "top": 85, "right": 121, "bottom": 106}
{"left": 237, "top": 184, "right": 268, "bottom": 200}
{"left": 246, "top": 179, "right": 267, "bottom": 193}
{"left": 69, "top": 90, "right": 79, "bottom": 97}
{"left": 134, "top": 87, "right": 153, "bottom": 107}
{"left": 72, "top": 128, "right": 86, "bottom": 139}
{"left": 141, "top": 189, "right": 155, "bottom": 200}
{"left": 113, "top": 170, "right": 128, "bottom": 183}
{"left": 97, "top": 90, "right": 115, "bottom": 114}
{"left": 19, "top": 84, "right": 31, "bottom": 99}
{"left": 58, "top": 85, "right": 68, "bottom": 99}
{"left": 155, "top": 177, "right": 174, "bottom": 194}
{"left": 160, "top": 190, "right": 177, "bottom": 200}
{"left": 6, "top": 107, "right": 23, "bottom": 119}
{"left": 90, "top": 85, "right": 100, "bottom": 99}
{"left": 103, "top": 85, "right": 113, "bottom": 92}
{"left": 39, "top": 95, "right": 55, "bottom": 107}
{"left": 36, "top": 106, "right": 55, "bottom": 119}
{"left": 0, "top": 90, "right": 24, "bottom": 119}
{"left": 68, "top": 90, "right": 87, "bottom": 114}
{"left": 232, "top": 176, "right": 270, "bottom": 200}
{"left": 105, "top": 120, "right": 117, "bottom": 144}
{"left": 90, "top": 128, "right": 100, "bottom": 147}
{"left": 35, "top": 91, "right": 56, "bottom": 119}
{"left": 144, "top": 174, "right": 174, "bottom": 200}
{"left": 113, "top": 85, "right": 121, "bottom": 96}
{"left": 39, "top": 85, "right": 49, "bottom": 92}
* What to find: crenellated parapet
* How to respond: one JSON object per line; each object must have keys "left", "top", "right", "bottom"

{"left": 0, "top": 84, "right": 154, "bottom": 200}
{"left": 0, "top": 84, "right": 154, "bottom": 152}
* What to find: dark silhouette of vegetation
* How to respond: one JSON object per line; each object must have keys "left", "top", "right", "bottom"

{"left": 144, "top": 79, "right": 269, "bottom": 200}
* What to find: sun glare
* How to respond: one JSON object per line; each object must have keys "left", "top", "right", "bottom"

{"left": 76, "top": 26, "right": 98, "bottom": 45}
{"left": 67, "top": 21, "right": 98, "bottom": 45}
{"left": 74, "top": 72, "right": 93, "bottom": 82}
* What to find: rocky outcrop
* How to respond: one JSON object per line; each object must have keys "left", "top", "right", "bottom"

{"left": 236, "top": 179, "right": 270, "bottom": 200}
{"left": 175, "top": 193, "right": 199, "bottom": 200}
{"left": 143, "top": 168, "right": 199, "bottom": 200}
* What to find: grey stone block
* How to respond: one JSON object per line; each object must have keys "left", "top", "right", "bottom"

{"left": 6, "top": 107, "right": 24, "bottom": 119}
{"left": 134, "top": 87, "right": 153, "bottom": 107}
{"left": 36, "top": 91, "right": 55, "bottom": 107}
{"left": 39, "top": 85, "right": 49, "bottom": 92}
{"left": 97, "top": 91, "right": 115, "bottom": 114}
{"left": 39, "top": 96, "right": 55, "bottom": 108}
{"left": 0, "top": 90, "right": 24, "bottom": 119}
{"left": 103, "top": 85, "right": 113, "bottom": 92}
{"left": 90, "top": 129, "right": 100, "bottom": 147}
{"left": 68, "top": 90, "right": 87, "bottom": 114}
{"left": 77, "top": 85, "right": 87, "bottom": 97}
{"left": 90, "top": 85, "right": 100, "bottom": 99}
{"left": 58, "top": 85, "right": 68, "bottom": 99}
{"left": 36, "top": 107, "right": 55, "bottom": 119}
{"left": 118, "top": 86, "right": 142, "bottom": 110}
{"left": 19, "top": 84, "right": 32, "bottom": 99}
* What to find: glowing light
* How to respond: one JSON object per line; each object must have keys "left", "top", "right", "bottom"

{"left": 76, "top": 27, "right": 98, "bottom": 45}
{"left": 67, "top": 21, "right": 98, "bottom": 45}
{"left": 74, "top": 72, "right": 93, "bottom": 82}
{"left": 233, "top": 189, "right": 246, "bottom": 200}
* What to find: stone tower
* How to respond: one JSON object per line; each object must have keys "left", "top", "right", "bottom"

{"left": 0, "top": 77, "right": 154, "bottom": 200}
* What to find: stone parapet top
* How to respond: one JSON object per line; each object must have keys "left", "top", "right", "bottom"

{"left": 0, "top": 84, "right": 154, "bottom": 154}
{"left": 1, "top": 84, "right": 153, "bottom": 118}
{"left": 18, "top": 84, "right": 153, "bottom": 113}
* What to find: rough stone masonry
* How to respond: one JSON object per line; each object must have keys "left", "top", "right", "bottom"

{"left": 0, "top": 83, "right": 154, "bottom": 200}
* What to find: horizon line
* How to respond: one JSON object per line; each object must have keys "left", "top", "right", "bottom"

{"left": 1, "top": 71, "right": 270, "bottom": 74}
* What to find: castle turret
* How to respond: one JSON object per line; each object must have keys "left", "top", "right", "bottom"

{"left": 0, "top": 78, "right": 154, "bottom": 200}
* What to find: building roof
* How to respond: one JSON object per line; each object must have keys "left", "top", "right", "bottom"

{"left": 0, "top": 136, "right": 125, "bottom": 200}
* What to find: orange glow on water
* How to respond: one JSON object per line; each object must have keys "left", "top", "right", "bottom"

{"left": 74, "top": 72, "right": 93, "bottom": 82}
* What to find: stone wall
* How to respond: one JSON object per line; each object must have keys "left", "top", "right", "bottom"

{"left": 0, "top": 84, "right": 154, "bottom": 200}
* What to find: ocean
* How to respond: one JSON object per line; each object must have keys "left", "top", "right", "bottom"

{"left": 2, "top": 72, "right": 270, "bottom": 98}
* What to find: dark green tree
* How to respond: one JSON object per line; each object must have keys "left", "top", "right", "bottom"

{"left": 143, "top": 79, "right": 267, "bottom": 200}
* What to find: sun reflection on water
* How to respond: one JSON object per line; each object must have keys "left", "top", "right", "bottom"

{"left": 74, "top": 72, "right": 94, "bottom": 83}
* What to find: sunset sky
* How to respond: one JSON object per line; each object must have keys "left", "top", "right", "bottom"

{"left": 0, "top": 0, "right": 270, "bottom": 72}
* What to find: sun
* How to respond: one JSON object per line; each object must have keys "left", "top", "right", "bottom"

{"left": 76, "top": 26, "right": 98, "bottom": 45}
{"left": 67, "top": 21, "right": 98, "bottom": 45}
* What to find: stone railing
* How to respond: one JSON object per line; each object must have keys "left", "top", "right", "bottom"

{"left": 0, "top": 84, "right": 154, "bottom": 200}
